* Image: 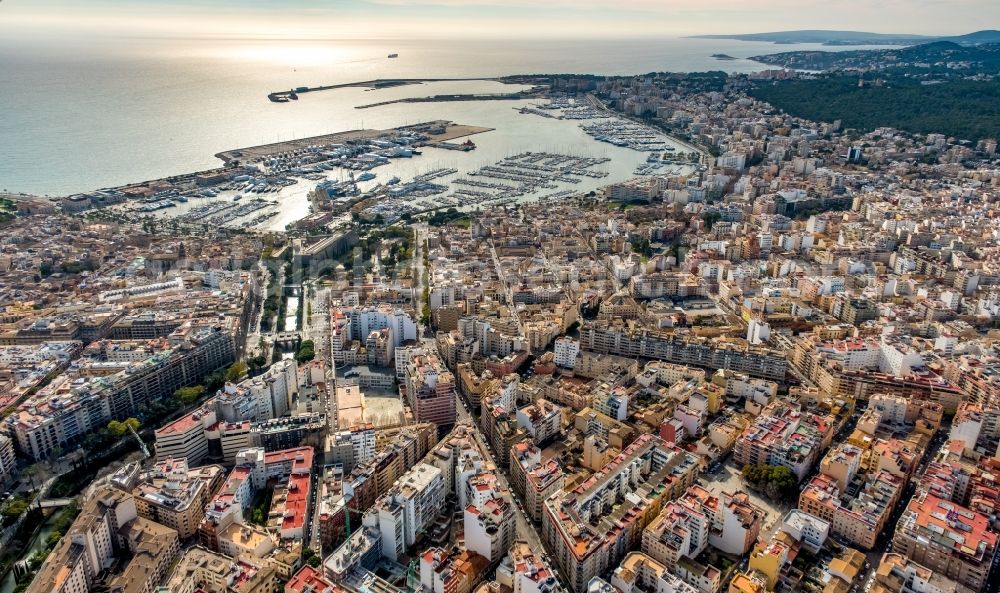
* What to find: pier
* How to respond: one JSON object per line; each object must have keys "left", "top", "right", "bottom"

{"left": 214, "top": 121, "right": 493, "bottom": 163}
{"left": 266, "top": 77, "right": 512, "bottom": 102}
{"left": 354, "top": 92, "right": 527, "bottom": 109}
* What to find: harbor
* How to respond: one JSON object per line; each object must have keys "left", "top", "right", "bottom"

{"left": 96, "top": 85, "right": 697, "bottom": 232}
{"left": 346, "top": 152, "right": 612, "bottom": 222}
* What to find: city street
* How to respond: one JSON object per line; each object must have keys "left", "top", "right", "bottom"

{"left": 453, "top": 393, "right": 549, "bottom": 562}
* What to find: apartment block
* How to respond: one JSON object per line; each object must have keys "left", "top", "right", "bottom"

{"left": 509, "top": 441, "right": 564, "bottom": 523}
{"left": 406, "top": 353, "right": 457, "bottom": 427}
{"left": 779, "top": 510, "right": 830, "bottom": 554}
{"left": 892, "top": 492, "right": 998, "bottom": 593}
{"left": 465, "top": 496, "right": 516, "bottom": 564}
{"left": 132, "top": 457, "right": 224, "bottom": 539}
{"left": 542, "top": 434, "right": 700, "bottom": 592}
{"left": 871, "top": 553, "right": 968, "bottom": 593}
{"left": 375, "top": 462, "right": 446, "bottom": 562}
{"left": 799, "top": 471, "right": 904, "bottom": 550}
{"left": 733, "top": 402, "right": 832, "bottom": 481}
{"left": 611, "top": 552, "right": 699, "bottom": 593}
{"left": 10, "top": 327, "right": 235, "bottom": 461}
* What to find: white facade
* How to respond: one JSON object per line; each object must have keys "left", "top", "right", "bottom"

{"left": 554, "top": 337, "right": 580, "bottom": 369}
{"left": 879, "top": 342, "right": 924, "bottom": 376}
{"left": 344, "top": 305, "right": 417, "bottom": 347}
{"left": 464, "top": 498, "right": 516, "bottom": 563}
{"left": 376, "top": 463, "right": 444, "bottom": 562}
{"left": 154, "top": 408, "right": 215, "bottom": 464}
{"left": 779, "top": 510, "right": 830, "bottom": 553}
{"left": 746, "top": 319, "right": 770, "bottom": 345}
{"left": 350, "top": 426, "right": 376, "bottom": 467}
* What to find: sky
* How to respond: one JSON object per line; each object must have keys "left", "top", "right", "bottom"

{"left": 0, "top": 0, "right": 995, "bottom": 40}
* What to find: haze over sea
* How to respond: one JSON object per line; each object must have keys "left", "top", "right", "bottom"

{"left": 0, "top": 36, "right": 889, "bottom": 196}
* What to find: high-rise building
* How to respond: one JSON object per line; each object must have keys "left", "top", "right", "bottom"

{"left": 405, "top": 354, "right": 457, "bottom": 427}
{"left": 10, "top": 327, "right": 235, "bottom": 461}
{"left": 374, "top": 463, "right": 445, "bottom": 562}
{"left": 509, "top": 441, "right": 564, "bottom": 523}
{"left": 799, "top": 471, "right": 904, "bottom": 551}
{"left": 496, "top": 541, "right": 561, "bottom": 593}
{"left": 27, "top": 486, "right": 179, "bottom": 593}
{"left": 348, "top": 423, "right": 376, "bottom": 467}
{"left": 871, "top": 552, "right": 967, "bottom": 593}
{"left": 554, "top": 337, "right": 580, "bottom": 369}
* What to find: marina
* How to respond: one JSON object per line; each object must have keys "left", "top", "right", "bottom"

{"left": 348, "top": 152, "right": 612, "bottom": 222}
{"left": 581, "top": 119, "right": 674, "bottom": 152}
{"left": 103, "top": 90, "right": 696, "bottom": 232}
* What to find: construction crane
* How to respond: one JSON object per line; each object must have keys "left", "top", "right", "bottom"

{"left": 407, "top": 558, "right": 420, "bottom": 592}
{"left": 127, "top": 423, "right": 151, "bottom": 461}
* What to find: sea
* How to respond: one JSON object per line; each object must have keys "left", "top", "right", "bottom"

{"left": 0, "top": 36, "right": 889, "bottom": 198}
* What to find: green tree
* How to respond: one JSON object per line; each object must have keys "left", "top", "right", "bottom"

{"left": 108, "top": 417, "right": 140, "bottom": 437}
{"left": 295, "top": 340, "right": 316, "bottom": 363}
{"left": 226, "top": 360, "right": 248, "bottom": 383}
{"left": 741, "top": 463, "right": 799, "bottom": 501}
{"left": 701, "top": 211, "right": 722, "bottom": 230}
{"left": 2, "top": 500, "right": 28, "bottom": 518}
{"left": 247, "top": 354, "right": 268, "bottom": 374}
{"left": 174, "top": 385, "right": 205, "bottom": 405}
{"left": 45, "top": 530, "right": 63, "bottom": 549}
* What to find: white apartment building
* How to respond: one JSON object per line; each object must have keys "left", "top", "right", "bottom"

{"left": 554, "top": 337, "right": 580, "bottom": 369}
{"left": 376, "top": 463, "right": 445, "bottom": 562}
{"left": 464, "top": 496, "right": 516, "bottom": 564}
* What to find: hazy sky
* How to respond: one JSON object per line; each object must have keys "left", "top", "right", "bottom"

{"left": 0, "top": 0, "right": 994, "bottom": 39}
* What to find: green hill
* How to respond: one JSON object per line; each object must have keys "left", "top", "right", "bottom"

{"left": 749, "top": 76, "right": 1000, "bottom": 141}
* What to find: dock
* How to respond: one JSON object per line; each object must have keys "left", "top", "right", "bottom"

{"left": 214, "top": 121, "right": 494, "bottom": 163}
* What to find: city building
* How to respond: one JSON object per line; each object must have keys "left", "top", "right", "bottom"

{"left": 405, "top": 354, "right": 457, "bottom": 428}
{"left": 374, "top": 462, "right": 446, "bottom": 562}
{"left": 132, "top": 457, "right": 224, "bottom": 539}
{"left": 892, "top": 492, "right": 998, "bottom": 593}
{"left": 509, "top": 441, "right": 564, "bottom": 523}
{"left": 542, "top": 434, "right": 700, "bottom": 592}
{"left": 799, "top": 471, "right": 904, "bottom": 551}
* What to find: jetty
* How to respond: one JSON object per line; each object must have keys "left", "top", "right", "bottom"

{"left": 268, "top": 77, "right": 504, "bottom": 102}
